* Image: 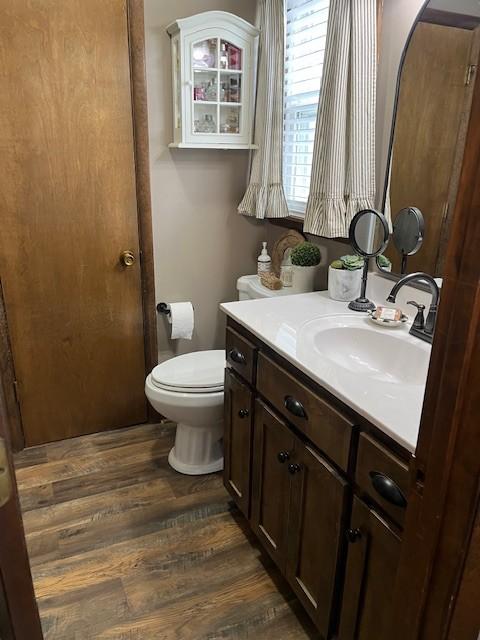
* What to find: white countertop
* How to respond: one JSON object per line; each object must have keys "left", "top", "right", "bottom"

{"left": 221, "top": 288, "right": 432, "bottom": 453}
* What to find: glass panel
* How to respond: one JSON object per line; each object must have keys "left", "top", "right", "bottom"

{"left": 220, "top": 72, "right": 241, "bottom": 103}
{"left": 220, "top": 105, "right": 241, "bottom": 134}
{"left": 193, "top": 70, "right": 217, "bottom": 102}
{"left": 219, "top": 40, "right": 242, "bottom": 71}
{"left": 193, "top": 38, "right": 217, "bottom": 69}
{"left": 194, "top": 103, "right": 218, "bottom": 134}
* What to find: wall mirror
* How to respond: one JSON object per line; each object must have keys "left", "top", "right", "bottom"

{"left": 380, "top": 0, "right": 480, "bottom": 279}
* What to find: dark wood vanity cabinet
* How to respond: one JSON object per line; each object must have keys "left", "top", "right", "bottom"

{"left": 338, "top": 497, "right": 402, "bottom": 640}
{"left": 223, "top": 320, "right": 410, "bottom": 639}
{"left": 251, "top": 399, "right": 349, "bottom": 637}
{"left": 223, "top": 368, "right": 254, "bottom": 518}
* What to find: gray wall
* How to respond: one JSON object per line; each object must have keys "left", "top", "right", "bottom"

{"left": 429, "top": 0, "right": 480, "bottom": 15}
{"left": 144, "top": 0, "right": 438, "bottom": 362}
{"left": 376, "top": 0, "right": 426, "bottom": 210}
{"left": 144, "top": 0, "right": 265, "bottom": 363}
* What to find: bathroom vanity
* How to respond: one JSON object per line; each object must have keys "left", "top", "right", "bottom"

{"left": 221, "top": 292, "right": 429, "bottom": 639}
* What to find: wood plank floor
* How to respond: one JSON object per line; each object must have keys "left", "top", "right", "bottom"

{"left": 14, "top": 423, "right": 318, "bottom": 639}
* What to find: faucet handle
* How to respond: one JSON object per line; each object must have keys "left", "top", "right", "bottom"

{"left": 407, "top": 300, "right": 425, "bottom": 330}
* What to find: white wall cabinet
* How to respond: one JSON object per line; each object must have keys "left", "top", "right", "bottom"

{"left": 167, "top": 11, "right": 259, "bottom": 149}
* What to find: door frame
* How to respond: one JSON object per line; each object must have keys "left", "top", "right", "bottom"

{"left": 0, "top": 384, "right": 43, "bottom": 639}
{"left": 0, "top": 0, "right": 157, "bottom": 451}
{"left": 389, "top": 37, "right": 480, "bottom": 640}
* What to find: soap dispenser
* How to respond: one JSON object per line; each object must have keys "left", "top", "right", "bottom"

{"left": 257, "top": 242, "right": 272, "bottom": 276}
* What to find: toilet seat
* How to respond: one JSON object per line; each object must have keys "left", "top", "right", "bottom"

{"left": 151, "top": 350, "right": 225, "bottom": 394}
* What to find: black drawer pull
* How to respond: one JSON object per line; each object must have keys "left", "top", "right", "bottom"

{"left": 284, "top": 396, "right": 307, "bottom": 419}
{"left": 228, "top": 348, "right": 246, "bottom": 365}
{"left": 369, "top": 471, "right": 407, "bottom": 508}
{"left": 238, "top": 409, "right": 249, "bottom": 419}
{"left": 288, "top": 463, "right": 302, "bottom": 475}
{"left": 277, "top": 451, "right": 290, "bottom": 464}
{"left": 346, "top": 528, "right": 362, "bottom": 543}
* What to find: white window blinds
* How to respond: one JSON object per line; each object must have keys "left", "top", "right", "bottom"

{"left": 283, "top": 0, "right": 330, "bottom": 213}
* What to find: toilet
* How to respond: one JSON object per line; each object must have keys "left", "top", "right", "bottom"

{"left": 145, "top": 275, "right": 287, "bottom": 475}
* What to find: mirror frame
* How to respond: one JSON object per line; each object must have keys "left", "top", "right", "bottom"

{"left": 349, "top": 208, "right": 390, "bottom": 258}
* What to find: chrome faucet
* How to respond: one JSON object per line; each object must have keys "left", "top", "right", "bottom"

{"left": 386, "top": 272, "right": 440, "bottom": 344}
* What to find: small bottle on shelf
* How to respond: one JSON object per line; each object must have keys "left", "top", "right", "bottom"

{"left": 220, "top": 43, "right": 228, "bottom": 69}
{"left": 204, "top": 114, "right": 216, "bottom": 133}
{"left": 228, "top": 46, "right": 241, "bottom": 70}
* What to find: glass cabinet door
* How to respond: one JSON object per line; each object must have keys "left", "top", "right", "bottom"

{"left": 191, "top": 37, "right": 244, "bottom": 138}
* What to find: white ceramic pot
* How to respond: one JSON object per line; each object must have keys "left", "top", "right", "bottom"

{"left": 328, "top": 266, "right": 362, "bottom": 301}
{"left": 291, "top": 265, "right": 317, "bottom": 293}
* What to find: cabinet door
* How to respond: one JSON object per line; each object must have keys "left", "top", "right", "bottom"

{"left": 223, "top": 369, "right": 253, "bottom": 517}
{"left": 338, "top": 497, "right": 402, "bottom": 640}
{"left": 286, "top": 442, "right": 349, "bottom": 638}
{"left": 251, "top": 400, "right": 295, "bottom": 572}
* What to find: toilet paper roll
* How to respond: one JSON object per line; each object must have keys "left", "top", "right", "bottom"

{"left": 167, "top": 302, "right": 194, "bottom": 340}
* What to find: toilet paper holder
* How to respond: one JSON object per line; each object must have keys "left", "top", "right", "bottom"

{"left": 156, "top": 302, "right": 171, "bottom": 316}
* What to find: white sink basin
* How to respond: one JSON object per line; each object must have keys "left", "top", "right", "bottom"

{"left": 299, "top": 315, "right": 430, "bottom": 386}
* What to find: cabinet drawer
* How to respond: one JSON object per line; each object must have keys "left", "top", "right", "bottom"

{"left": 257, "top": 352, "right": 353, "bottom": 472}
{"left": 355, "top": 433, "right": 409, "bottom": 526}
{"left": 226, "top": 327, "right": 257, "bottom": 385}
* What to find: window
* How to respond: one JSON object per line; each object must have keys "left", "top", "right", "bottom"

{"left": 283, "top": 0, "right": 330, "bottom": 214}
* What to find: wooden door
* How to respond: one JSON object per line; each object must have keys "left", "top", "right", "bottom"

{"left": 0, "top": 0, "right": 148, "bottom": 445}
{"left": 386, "top": 22, "right": 477, "bottom": 275}
{"left": 286, "top": 440, "right": 349, "bottom": 638}
{"left": 223, "top": 369, "right": 254, "bottom": 518}
{"left": 0, "top": 386, "right": 42, "bottom": 639}
{"left": 251, "top": 400, "right": 294, "bottom": 572}
{"left": 338, "top": 497, "right": 401, "bottom": 640}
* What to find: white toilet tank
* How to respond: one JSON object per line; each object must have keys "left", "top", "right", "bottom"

{"left": 236, "top": 275, "right": 292, "bottom": 300}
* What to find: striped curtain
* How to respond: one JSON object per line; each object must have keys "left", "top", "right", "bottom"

{"left": 238, "top": 0, "right": 289, "bottom": 219}
{"left": 303, "top": 0, "right": 377, "bottom": 237}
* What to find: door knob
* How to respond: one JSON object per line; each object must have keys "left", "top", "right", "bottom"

{"left": 120, "top": 250, "right": 136, "bottom": 267}
{"left": 0, "top": 438, "right": 12, "bottom": 509}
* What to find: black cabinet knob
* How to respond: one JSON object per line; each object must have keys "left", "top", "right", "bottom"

{"left": 346, "top": 528, "right": 362, "bottom": 543}
{"left": 277, "top": 451, "right": 290, "bottom": 464}
{"left": 228, "top": 348, "right": 246, "bottom": 365}
{"left": 288, "top": 463, "right": 301, "bottom": 475}
{"left": 284, "top": 395, "right": 307, "bottom": 419}
{"left": 238, "top": 409, "right": 249, "bottom": 419}
{"left": 369, "top": 471, "right": 407, "bottom": 508}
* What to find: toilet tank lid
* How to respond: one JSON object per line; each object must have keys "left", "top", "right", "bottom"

{"left": 151, "top": 350, "right": 225, "bottom": 390}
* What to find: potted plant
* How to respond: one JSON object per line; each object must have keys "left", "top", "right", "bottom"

{"left": 328, "top": 255, "right": 364, "bottom": 301}
{"left": 290, "top": 242, "right": 321, "bottom": 293}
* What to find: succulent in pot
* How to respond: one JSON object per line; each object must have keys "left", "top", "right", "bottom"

{"left": 328, "top": 254, "right": 364, "bottom": 301}
{"left": 290, "top": 242, "right": 321, "bottom": 293}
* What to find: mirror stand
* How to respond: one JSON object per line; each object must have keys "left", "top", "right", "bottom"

{"left": 347, "top": 209, "right": 390, "bottom": 313}
{"left": 348, "top": 258, "right": 376, "bottom": 311}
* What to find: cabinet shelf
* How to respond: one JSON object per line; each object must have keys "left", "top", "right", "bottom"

{"left": 167, "top": 11, "right": 259, "bottom": 149}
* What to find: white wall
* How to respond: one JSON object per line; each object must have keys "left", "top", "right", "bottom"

{"left": 144, "top": 0, "right": 265, "bottom": 362}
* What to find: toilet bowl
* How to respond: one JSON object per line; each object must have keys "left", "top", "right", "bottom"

{"left": 147, "top": 275, "right": 287, "bottom": 475}
{"left": 145, "top": 350, "right": 225, "bottom": 475}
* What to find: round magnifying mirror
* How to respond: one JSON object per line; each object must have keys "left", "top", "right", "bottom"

{"left": 347, "top": 209, "right": 390, "bottom": 313}
{"left": 392, "top": 206, "right": 424, "bottom": 256}
{"left": 349, "top": 209, "right": 390, "bottom": 258}
{"left": 378, "top": 206, "right": 424, "bottom": 274}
